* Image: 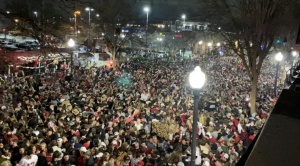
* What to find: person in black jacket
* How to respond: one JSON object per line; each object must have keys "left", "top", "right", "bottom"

{"left": 36, "top": 154, "right": 48, "bottom": 166}
{"left": 62, "top": 152, "right": 77, "bottom": 166}
{"left": 11, "top": 146, "right": 25, "bottom": 166}
{"left": 52, "top": 151, "right": 63, "bottom": 166}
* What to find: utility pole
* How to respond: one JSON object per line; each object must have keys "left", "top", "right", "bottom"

{"left": 41, "top": 0, "right": 45, "bottom": 46}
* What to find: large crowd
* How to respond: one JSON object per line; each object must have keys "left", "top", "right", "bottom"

{"left": 0, "top": 54, "right": 279, "bottom": 166}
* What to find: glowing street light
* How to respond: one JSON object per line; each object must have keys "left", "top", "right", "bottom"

{"left": 68, "top": 38, "right": 75, "bottom": 47}
{"left": 274, "top": 52, "right": 283, "bottom": 96}
{"left": 188, "top": 66, "right": 206, "bottom": 166}
{"left": 207, "top": 42, "right": 212, "bottom": 47}
{"left": 144, "top": 7, "right": 150, "bottom": 48}
{"left": 292, "top": 50, "right": 298, "bottom": 57}
{"left": 275, "top": 52, "right": 283, "bottom": 61}
{"left": 198, "top": 41, "right": 203, "bottom": 45}
{"left": 291, "top": 51, "right": 298, "bottom": 66}
{"left": 216, "top": 42, "right": 221, "bottom": 47}
{"left": 182, "top": 14, "right": 186, "bottom": 25}
{"left": 189, "top": 66, "right": 206, "bottom": 89}
{"left": 68, "top": 39, "right": 75, "bottom": 74}
{"left": 33, "top": 11, "right": 38, "bottom": 18}
{"left": 74, "top": 10, "right": 81, "bottom": 39}
{"left": 85, "top": 7, "right": 94, "bottom": 26}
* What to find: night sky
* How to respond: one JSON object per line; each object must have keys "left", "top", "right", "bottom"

{"left": 0, "top": 0, "right": 202, "bottom": 23}
{"left": 130, "top": 0, "right": 201, "bottom": 23}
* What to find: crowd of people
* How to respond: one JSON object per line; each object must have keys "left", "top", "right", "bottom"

{"left": 0, "top": 54, "right": 279, "bottom": 166}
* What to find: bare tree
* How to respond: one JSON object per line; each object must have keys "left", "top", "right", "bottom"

{"left": 199, "top": 0, "right": 300, "bottom": 114}
{"left": 2, "top": 0, "right": 91, "bottom": 42}
{"left": 92, "top": 0, "right": 143, "bottom": 66}
{"left": 164, "top": 31, "right": 198, "bottom": 60}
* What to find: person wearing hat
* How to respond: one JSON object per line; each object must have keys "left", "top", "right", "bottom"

{"left": 19, "top": 149, "right": 38, "bottom": 166}
{"left": 66, "top": 138, "right": 75, "bottom": 153}
{"left": 56, "top": 138, "right": 64, "bottom": 149}
{"left": 122, "top": 155, "right": 131, "bottom": 166}
{"left": 220, "top": 152, "right": 230, "bottom": 164}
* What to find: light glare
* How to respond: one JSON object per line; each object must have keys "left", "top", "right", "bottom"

{"left": 189, "top": 66, "right": 206, "bottom": 89}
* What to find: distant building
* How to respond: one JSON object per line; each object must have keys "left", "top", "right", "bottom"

{"left": 152, "top": 21, "right": 210, "bottom": 32}
{"left": 131, "top": 0, "right": 196, "bottom": 5}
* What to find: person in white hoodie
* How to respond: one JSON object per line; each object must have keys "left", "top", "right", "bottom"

{"left": 18, "top": 150, "right": 38, "bottom": 166}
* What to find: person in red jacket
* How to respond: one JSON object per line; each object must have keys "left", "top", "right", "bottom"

{"left": 135, "top": 153, "right": 145, "bottom": 166}
{"left": 76, "top": 147, "right": 87, "bottom": 166}
{"left": 4, "top": 131, "right": 18, "bottom": 144}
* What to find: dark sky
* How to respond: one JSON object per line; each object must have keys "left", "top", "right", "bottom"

{"left": 0, "top": 0, "right": 202, "bottom": 23}
{"left": 0, "top": 0, "right": 5, "bottom": 10}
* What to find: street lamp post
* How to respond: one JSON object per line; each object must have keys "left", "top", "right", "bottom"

{"left": 85, "top": 7, "right": 94, "bottom": 26}
{"left": 74, "top": 11, "right": 81, "bottom": 40}
{"left": 157, "top": 38, "right": 163, "bottom": 50}
{"left": 68, "top": 39, "right": 75, "bottom": 74}
{"left": 291, "top": 51, "right": 298, "bottom": 66}
{"left": 207, "top": 42, "right": 212, "bottom": 54}
{"left": 274, "top": 52, "right": 283, "bottom": 96}
{"left": 144, "top": 7, "right": 150, "bottom": 48}
{"left": 189, "top": 66, "right": 206, "bottom": 166}
{"left": 33, "top": 11, "right": 38, "bottom": 18}
{"left": 182, "top": 14, "right": 186, "bottom": 29}
{"left": 14, "top": 19, "right": 19, "bottom": 29}
{"left": 85, "top": 7, "right": 94, "bottom": 46}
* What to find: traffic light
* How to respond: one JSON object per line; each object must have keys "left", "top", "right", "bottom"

{"left": 109, "top": 61, "right": 113, "bottom": 67}
{"left": 276, "top": 39, "right": 281, "bottom": 44}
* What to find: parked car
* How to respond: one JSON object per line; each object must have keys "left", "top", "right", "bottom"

{"left": 16, "top": 42, "right": 40, "bottom": 51}
{"left": 3, "top": 43, "right": 18, "bottom": 49}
